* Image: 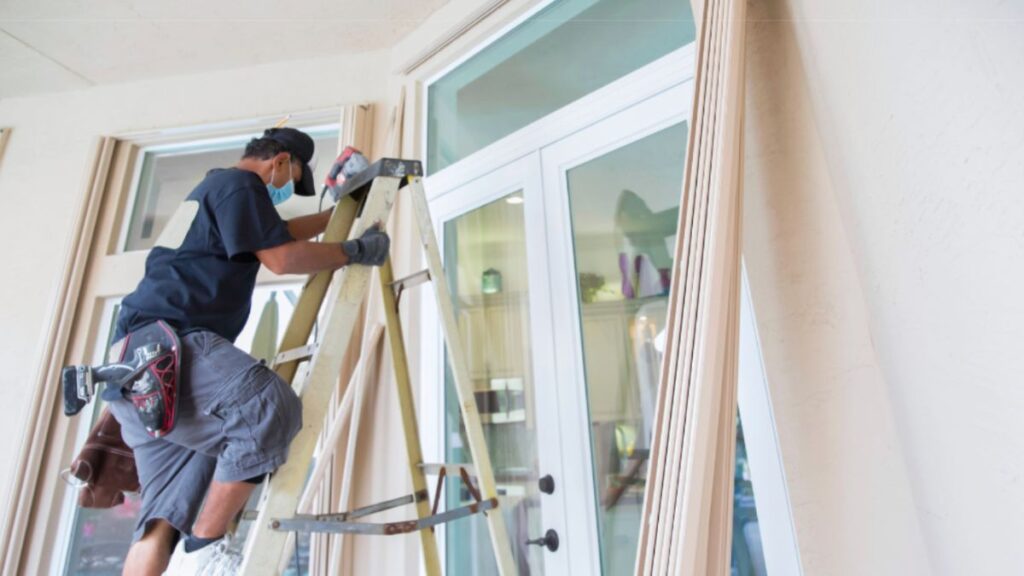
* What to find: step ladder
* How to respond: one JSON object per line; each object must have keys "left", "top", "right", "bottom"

{"left": 237, "top": 159, "right": 517, "bottom": 576}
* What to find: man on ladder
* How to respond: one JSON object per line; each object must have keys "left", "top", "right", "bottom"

{"left": 105, "top": 127, "right": 388, "bottom": 575}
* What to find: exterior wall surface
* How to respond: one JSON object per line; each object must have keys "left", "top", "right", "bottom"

{"left": 743, "top": 1, "right": 930, "bottom": 572}
{"left": 744, "top": 0, "right": 1024, "bottom": 573}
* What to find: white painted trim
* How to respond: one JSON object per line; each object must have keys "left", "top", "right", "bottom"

{"left": 737, "top": 262, "right": 804, "bottom": 576}
{"left": 395, "top": 0, "right": 515, "bottom": 75}
{"left": 118, "top": 108, "right": 343, "bottom": 147}
{"left": 421, "top": 0, "right": 559, "bottom": 89}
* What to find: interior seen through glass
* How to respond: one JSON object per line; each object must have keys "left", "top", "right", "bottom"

{"left": 443, "top": 191, "right": 544, "bottom": 575}
{"left": 565, "top": 121, "right": 767, "bottom": 575}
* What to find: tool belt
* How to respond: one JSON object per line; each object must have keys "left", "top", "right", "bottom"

{"left": 62, "top": 320, "right": 182, "bottom": 438}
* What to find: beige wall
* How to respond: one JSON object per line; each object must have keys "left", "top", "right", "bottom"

{"left": 0, "top": 49, "right": 391, "bottom": 532}
{"left": 745, "top": 0, "right": 1024, "bottom": 574}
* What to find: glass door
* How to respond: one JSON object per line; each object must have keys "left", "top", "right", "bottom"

{"left": 542, "top": 83, "right": 690, "bottom": 574}
{"left": 426, "top": 156, "right": 570, "bottom": 575}
{"left": 541, "top": 81, "right": 771, "bottom": 575}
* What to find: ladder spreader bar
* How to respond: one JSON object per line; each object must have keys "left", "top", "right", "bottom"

{"left": 271, "top": 498, "right": 498, "bottom": 536}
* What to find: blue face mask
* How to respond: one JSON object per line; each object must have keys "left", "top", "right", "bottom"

{"left": 267, "top": 164, "right": 294, "bottom": 206}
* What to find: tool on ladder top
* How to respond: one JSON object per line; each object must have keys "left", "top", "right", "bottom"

{"left": 236, "top": 158, "right": 518, "bottom": 576}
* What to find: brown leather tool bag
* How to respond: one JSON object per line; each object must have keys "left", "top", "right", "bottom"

{"left": 68, "top": 408, "right": 140, "bottom": 508}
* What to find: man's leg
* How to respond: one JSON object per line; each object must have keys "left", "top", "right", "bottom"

{"left": 192, "top": 480, "right": 257, "bottom": 539}
{"left": 123, "top": 519, "right": 177, "bottom": 576}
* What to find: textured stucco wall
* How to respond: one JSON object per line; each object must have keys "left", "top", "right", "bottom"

{"left": 745, "top": 0, "right": 1024, "bottom": 573}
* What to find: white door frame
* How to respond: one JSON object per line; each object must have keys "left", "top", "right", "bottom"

{"left": 421, "top": 37, "right": 803, "bottom": 571}
{"left": 421, "top": 154, "right": 576, "bottom": 574}
{"left": 421, "top": 42, "right": 696, "bottom": 574}
{"left": 537, "top": 80, "right": 693, "bottom": 574}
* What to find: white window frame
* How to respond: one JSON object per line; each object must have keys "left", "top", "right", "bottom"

{"left": 418, "top": 3, "right": 803, "bottom": 574}
{"left": 116, "top": 111, "right": 343, "bottom": 254}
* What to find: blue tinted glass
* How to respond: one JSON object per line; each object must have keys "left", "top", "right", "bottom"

{"left": 427, "top": 0, "right": 696, "bottom": 173}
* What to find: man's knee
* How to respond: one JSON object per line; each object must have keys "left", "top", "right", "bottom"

{"left": 124, "top": 519, "right": 178, "bottom": 575}
{"left": 139, "top": 518, "right": 179, "bottom": 550}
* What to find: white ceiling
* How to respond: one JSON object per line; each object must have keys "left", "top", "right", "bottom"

{"left": 0, "top": 0, "right": 451, "bottom": 99}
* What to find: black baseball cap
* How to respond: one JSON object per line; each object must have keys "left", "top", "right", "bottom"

{"left": 262, "top": 127, "right": 316, "bottom": 197}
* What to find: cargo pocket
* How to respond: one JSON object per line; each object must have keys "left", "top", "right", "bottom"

{"left": 205, "top": 365, "right": 271, "bottom": 472}
{"left": 206, "top": 364, "right": 298, "bottom": 474}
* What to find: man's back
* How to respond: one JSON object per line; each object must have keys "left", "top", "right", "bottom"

{"left": 115, "top": 167, "right": 294, "bottom": 342}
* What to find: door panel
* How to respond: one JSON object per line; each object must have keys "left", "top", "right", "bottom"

{"left": 427, "top": 156, "right": 568, "bottom": 575}
{"left": 563, "top": 122, "right": 689, "bottom": 574}
{"left": 541, "top": 82, "right": 692, "bottom": 575}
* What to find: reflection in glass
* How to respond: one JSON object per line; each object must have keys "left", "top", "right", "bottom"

{"left": 565, "top": 122, "right": 768, "bottom": 574}
{"left": 427, "top": 0, "right": 696, "bottom": 173}
{"left": 443, "top": 192, "right": 544, "bottom": 575}
{"left": 566, "top": 122, "right": 685, "bottom": 574}
{"left": 124, "top": 130, "right": 338, "bottom": 252}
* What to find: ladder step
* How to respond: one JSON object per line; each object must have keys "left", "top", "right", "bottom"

{"left": 273, "top": 343, "right": 318, "bottom": 366}
{"left": 419, "top": 462, "right": 477, "bottom": 476}
{"left": 391, "top": 269, "right": 431, "bottom": 293}
{"left": 271, "top": 498, "right": 498, "bottom": 535}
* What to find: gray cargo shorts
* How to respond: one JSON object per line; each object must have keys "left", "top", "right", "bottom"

{"left": 108, "top": 329, "right": 302, "bottom": 542}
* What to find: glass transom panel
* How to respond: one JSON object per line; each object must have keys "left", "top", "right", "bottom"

{"left": 426, "top": 0, "right": 696, "bottom": 174}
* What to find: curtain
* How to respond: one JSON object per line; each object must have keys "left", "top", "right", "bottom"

{"left": 634, "top": 0, "right": 747, "bottom": 573}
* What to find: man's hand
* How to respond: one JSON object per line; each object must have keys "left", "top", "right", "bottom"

{"left": 341, "top": 226, "right": 390, "bottom": 266}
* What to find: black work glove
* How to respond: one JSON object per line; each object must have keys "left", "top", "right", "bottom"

{"left": 341, "top": 226, "right": 391, "bottom": 266}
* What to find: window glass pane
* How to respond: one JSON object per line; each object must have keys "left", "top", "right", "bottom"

{"left": 442, "top": 192, "right": 545, "bottom": 575}
{"left": 564, "top": 122, "right": 767, "bottom": 574}
{"left": 61, "top": 284, "right": 304, "bottom": 575}
{"left": 123, "top": 129, "right": 338, "bottom": 252}
{"left": 733, "top": 415, "right": 768, "bottom": 576}
{"left": 427, "top": 0, "right": 695, "bottom": 173}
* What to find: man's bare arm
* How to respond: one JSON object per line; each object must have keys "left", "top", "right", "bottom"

{"left": 256, "top": 227, "right": 390, "bottom": 275}
{"left": 256, "top": 241, "right": 349, "bottom": 275}
{"left": 286, "top": 208, "right": 333, "bottom": 241}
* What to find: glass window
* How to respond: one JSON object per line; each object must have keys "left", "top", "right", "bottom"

{"left": 61, "top": 284, "right": 303, "bottom": 575}
{"left": 442, "top": 192, "right": 545, "bottom": 575}
{"left": 733, "top": 415, "right": 768, "bottom": 576}
{"left": 426, "top": 0, "right": 696, "bottom": 174}
{"left": 563, "top": 122, "right": 767, "bottom": 573}
{"left": 123, "top": 128, "right": 338, "bottom": 252}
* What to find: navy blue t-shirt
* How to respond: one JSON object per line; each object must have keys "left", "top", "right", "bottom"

{"left": 115, "top": 168, "right": 294, "bottom": 342}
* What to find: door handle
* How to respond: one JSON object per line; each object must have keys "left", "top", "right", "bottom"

{"left": 538, "top": 474, "right": 555, "bottom": 495}
{"left": 525, "top": 529, "right": 559, "bottom": 552}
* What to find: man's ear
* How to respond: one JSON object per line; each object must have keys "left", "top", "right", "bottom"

{"left": 274, "top": 151, "right": 291, "bottom": 168}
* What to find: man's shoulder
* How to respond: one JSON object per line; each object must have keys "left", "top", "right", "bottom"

{"left": 194, "top": 168, "right": 264, "bottom": 201}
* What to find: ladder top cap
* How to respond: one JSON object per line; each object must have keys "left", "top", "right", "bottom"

{"left": 337, "top": 158, "right": 424, "bottom": 200}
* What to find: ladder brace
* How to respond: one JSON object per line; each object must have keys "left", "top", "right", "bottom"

{"left": 271, "top": 498, "right": 498, "bottom": 536}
